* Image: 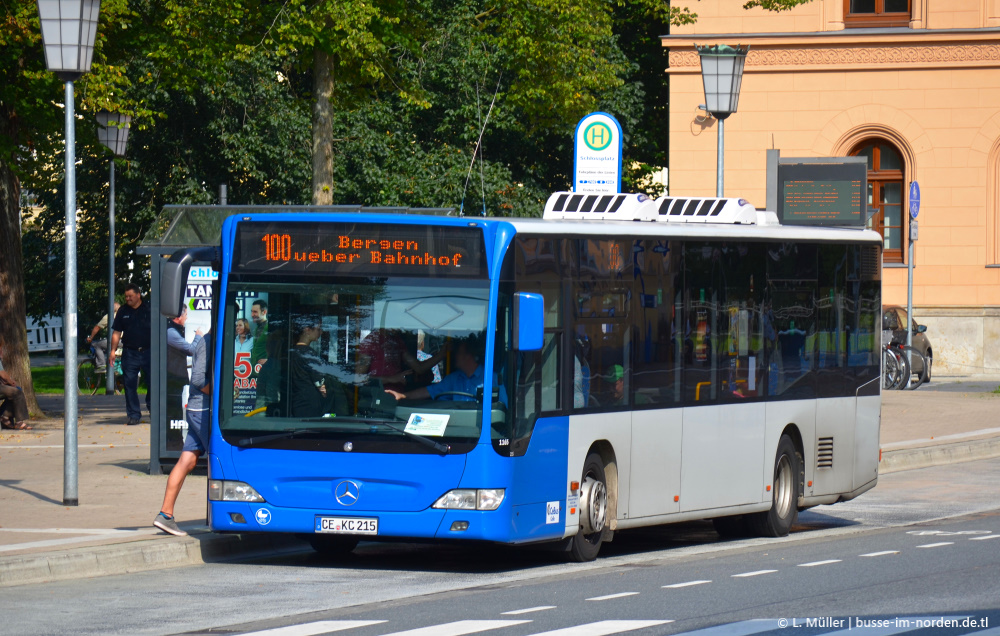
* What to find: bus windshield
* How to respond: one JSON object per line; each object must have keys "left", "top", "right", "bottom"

{"left": 222, "top": 276, "right": 498, "bottom": 453}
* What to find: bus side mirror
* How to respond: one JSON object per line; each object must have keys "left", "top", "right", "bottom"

{"left": 513, "top": 292, "right": 544, "bottom": 351}
{"left": 161, "top": 247, "right": 220, "bottom": 318}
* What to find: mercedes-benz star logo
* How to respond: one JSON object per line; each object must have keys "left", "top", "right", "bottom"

{"left": 335, "top": 480, "right": 361, "bottom": 506}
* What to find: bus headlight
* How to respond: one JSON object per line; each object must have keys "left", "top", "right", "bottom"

{"left": 209, "top": 479, "right": 266, "bottom": 503}
{"left": 433, "top": 489, "right": 505, "bottom": 511}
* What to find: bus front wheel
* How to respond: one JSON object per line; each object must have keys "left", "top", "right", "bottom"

{"left": 567, "top": 452, "right": 608, "bottom": 562}
{"left": 748, "top": 435, "right": 801, "bottom": 538}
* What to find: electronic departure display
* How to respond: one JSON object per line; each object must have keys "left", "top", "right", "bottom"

{"left": 777, "top": 161, "right": 866, "bottom": 227}
{"left": 233, "top": 221, "right": 487, "bottom": 277}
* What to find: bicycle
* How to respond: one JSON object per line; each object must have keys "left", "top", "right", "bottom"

{"left": 882, "top": 330, "right": 928, "bottom": 390}
{"left": 890, "top": 342, "right": 928, "bottom": 390}
{"left": 78, "top": 345, "right": 123, "bottom": 395}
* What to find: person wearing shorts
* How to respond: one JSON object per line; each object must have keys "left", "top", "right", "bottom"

{"left": 154, "top": 332, "right": 212, "bottom": 537}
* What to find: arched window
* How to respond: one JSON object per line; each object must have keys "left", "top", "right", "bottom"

{"left": 852, "top": 140, "right": 905, "bottom": 264}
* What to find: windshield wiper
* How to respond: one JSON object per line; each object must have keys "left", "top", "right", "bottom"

{"left": 373, "top": 420, "right": 451, "bottom": 455}
{"left": 237, "top": 421, "right": 450, "bottom": 454}
{"left": 235, "top": 428, "right": 331, "bottom": 447}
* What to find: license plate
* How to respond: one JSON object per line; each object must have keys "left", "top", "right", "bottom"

{"left": 316, "top": 516, "right": 379, "bottom": 535}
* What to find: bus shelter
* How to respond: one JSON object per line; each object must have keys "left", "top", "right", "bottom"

{"left": 138, "top": 204, "right": 455, "bottom": 474}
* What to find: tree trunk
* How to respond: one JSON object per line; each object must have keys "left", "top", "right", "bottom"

{"left": 0, "top": 146, "right": 43, "bottom": 418}
{"left": 312, "top": 48, "right": 335, "bottom": 205}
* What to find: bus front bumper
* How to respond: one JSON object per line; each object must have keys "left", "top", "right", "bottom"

{"left": 208, "top": 501, "right": 522, "bottom": 542}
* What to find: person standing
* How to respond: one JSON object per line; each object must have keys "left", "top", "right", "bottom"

{"left": 166, "top": 306, "right": 204, "bottom": 432}
{"left": 153, "top": 332, "right": 212, "bottom": 537}
{"left": 110, "top": 284, "right": 152, "bottom": 425}
{"left": 249, "top": 300, "right": 269, "bottom": 372}
{"left": 86, "top": 302, "right": 120, "bottom": 370}
{"left": 234, "top": 318, "right": 254, "bottom": 354}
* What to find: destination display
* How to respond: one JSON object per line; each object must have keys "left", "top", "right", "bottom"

{"left": 234, "top": 222, "right": 487, "bottom": 277}
{"left": 777, "top": 162, "right": 866, "bottom": 226}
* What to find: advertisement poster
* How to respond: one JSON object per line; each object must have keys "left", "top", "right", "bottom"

{"left": 232, "top": 291, "right": 266, "bottom": 416}
{"left": 166, "top": 266, "right": 216, "bottom": 451}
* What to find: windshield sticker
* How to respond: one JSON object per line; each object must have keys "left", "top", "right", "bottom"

{"left": 546, "top": 501, "right": 560, "bottom": 524}
{"left": 404, "top": 413, "right": 450, "bottom": 437}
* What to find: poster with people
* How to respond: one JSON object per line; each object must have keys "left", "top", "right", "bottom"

{"left": 166, "top": 266, "right": 216, "bottom": 451}
{"left": 232, "top": 291, "right": 267, "bottom": 416}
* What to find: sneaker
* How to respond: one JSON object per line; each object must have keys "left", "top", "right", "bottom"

{"left": 126, "top": 418, "right": 140, "bottom": 426}
{"left": 153, "top": 512, "right": 187, "bottom": 537}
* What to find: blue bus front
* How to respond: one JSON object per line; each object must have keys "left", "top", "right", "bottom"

{"left": 205, "top": 214, "right": 567, "bottom": 545}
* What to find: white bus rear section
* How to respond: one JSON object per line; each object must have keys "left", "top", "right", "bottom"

{"left": 562, "top": 393, "right": 880, "bottom": 538}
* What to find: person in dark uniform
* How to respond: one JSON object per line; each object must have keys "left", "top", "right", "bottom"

{"left": 110, "top": 283, "right": 153, "bottom": 425}
{"left": 288, "top": 313, "right": 348, "bottom": 418}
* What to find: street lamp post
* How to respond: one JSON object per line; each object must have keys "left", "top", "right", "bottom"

{"left": 696, "top": 44, "right": 749, "bottom": 198}
{"left": 96, "top": 111, "right": 129, "bottom": 394}
{"left": 37, "top": 0, "right": 102, "bottom": 506}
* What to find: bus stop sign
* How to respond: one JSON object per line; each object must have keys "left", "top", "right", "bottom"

{"left": 909, "top": 181, "right": 920, "bottom": 219}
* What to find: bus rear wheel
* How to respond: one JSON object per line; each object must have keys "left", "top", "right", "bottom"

{"left": 748, "top": 435, "right": 800, "bottom": 538}
{"left": 567, "top": 452, "right": 608, "bottom": 562}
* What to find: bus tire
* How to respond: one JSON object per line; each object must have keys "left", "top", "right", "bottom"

{"left": 567, "top": 452, "right": 608, "bottom": 562}
{"left": 302, "top": 534, "right": 359, "bottom": 557}
{"left": 748, "top": 435, "right": 800, "bottom": 538}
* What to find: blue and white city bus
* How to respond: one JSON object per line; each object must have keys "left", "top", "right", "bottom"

{"left": 161, "top": 192, "right": 882, "bottom": 561}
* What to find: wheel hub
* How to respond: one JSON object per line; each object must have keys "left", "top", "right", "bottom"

{"left": 579, "top": 476, "right": 607, "bottom": 534}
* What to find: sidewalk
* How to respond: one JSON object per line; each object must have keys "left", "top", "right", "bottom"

{"left": 2, "top": 378, "right": 1000, "bottom": 587}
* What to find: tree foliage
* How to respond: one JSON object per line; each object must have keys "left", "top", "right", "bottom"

{"left": 4, "top": 0, "right": 806, "bottom": 410}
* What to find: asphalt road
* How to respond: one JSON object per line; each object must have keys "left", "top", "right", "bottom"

{"left": 5, "top": 458, "right": 1000, "bottom": 636}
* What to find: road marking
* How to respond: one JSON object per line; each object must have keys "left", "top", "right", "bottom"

{"left": 662, "top": 619, "right": 777, "bottom": 635}
{"left": 663, "top": 580, "right": 712, "bottom": 589}
{"left": 585, "top": 592, "right": 639, "bottom": 601}
{"left": 860, "top": 551, "right": 900, "bottom": 557}
{"left": 502, "top": 607, "right": 556, "bottom": 615}
{"left": 797, "top": 559, "right": 842, "bottom": 567}
{"left": 916, "top": 542, "right": 954, "bottom": 548}
{"left": 527, "top": 620, "right": 672, "bottom": 636}
{"left": 970, "top": 534, "right": 1000, "bottom": 541}
{"left": 238, "top": 620, "right": 387, "bottom": 636}
{"left": 380, "top": 620, "right": 531, "bottom": 636}
{"left": 731, "top": 570, "right": 777, "bottom": 578}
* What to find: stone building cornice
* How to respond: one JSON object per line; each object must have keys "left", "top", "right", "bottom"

{"left": 664, "top": 30, "right": 1000, "bottom": 73}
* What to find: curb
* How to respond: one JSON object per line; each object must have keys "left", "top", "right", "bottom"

{"left": 880, "top": 436, "right": 1000, "bottom": 474}
{"left": 0, "top": 532, "right": 308, "bottom": 588}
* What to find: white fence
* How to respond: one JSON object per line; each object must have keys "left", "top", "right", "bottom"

{"left": 26, "top": 316, "right": 64, "bottom": 352}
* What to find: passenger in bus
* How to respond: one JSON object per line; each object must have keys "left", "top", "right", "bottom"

{"left": 356, "top": 328, "right": 447, "bottom": 392}
{"left": 385, "top": 337, "right": 483, "bottom": 403}
{"left": 289, "top": 315, "right": 348, "bottom": 417}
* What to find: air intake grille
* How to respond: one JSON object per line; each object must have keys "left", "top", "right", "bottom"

{"left": 817, "top": 437, "right": 834, "bottom": 469}
{"left": 860, "top": 245, "right": 881, "bottom": 281}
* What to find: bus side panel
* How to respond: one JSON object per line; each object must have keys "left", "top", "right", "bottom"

{"left": 812, "top": 396, "right": 858, "bottom": 496}
{"left": 763, "top": 399, "right": 816, "bottom": 500}
{"left": 506, "top": 415, "right": 570, "bottom": 543}
{"left": 629, "top": 408, "right": 682, "bottom": 518}
{"left": 680, "top": 403, "right": 765, "bottom": 512}
{"left": 565, "top": 412, "right": 632, "bottom": 533}
{"left": 854, "top": 394, "right": 881, "bottom": 490}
